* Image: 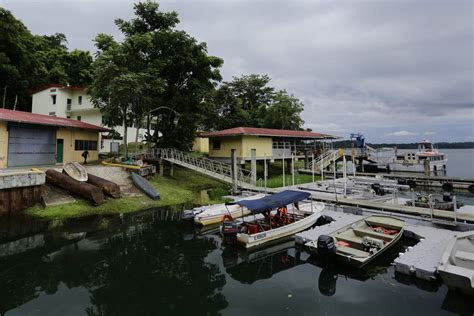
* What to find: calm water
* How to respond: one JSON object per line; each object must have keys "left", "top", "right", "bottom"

{"left": 0, "top": 210, "right": 472, "bottom": 316}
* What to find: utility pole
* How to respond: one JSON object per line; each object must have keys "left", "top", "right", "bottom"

{"left": 2, "top": 86, "right": 6, "bottom": 109}
{"left": 282, "top": 152, "right": 285, "bottom": 187}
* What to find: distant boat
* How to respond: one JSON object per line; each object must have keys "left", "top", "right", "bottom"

{"left": 63, "top": 162, "right": 88, "bottom": 182}
{"left": 131, "top": 172, "right": 160, "bottom": 200}
{"left": 221, "top": 190, "right": 325, "bottom": 249}
{"left": 387, "top": 140, "right": 447, "bottom": 173}
{"left": 306, "top": 215, "right": 405, "bottom": 268}
{"left": 437, "top": 231, "right": 474, "bottom": 295}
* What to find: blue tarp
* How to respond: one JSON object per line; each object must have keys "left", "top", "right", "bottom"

{"left": 230, "top": 190, "right": 310, "bottom": 214}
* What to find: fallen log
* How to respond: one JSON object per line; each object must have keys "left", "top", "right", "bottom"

{"left": 45, "top": 169, "right": 104, "bottom": 205}
{"left": 87, "top": 173, "right": 121, "bottom": 198}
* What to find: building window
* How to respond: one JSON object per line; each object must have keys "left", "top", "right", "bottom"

{"left": 50, "top": 89, "right": 56, "bottom": 92}
{"left": 78, "top": 96, "right": 82, "bottom": 105}
{"left": 77, "top": 116, "right": 81, "bottom": 121}
{"left": 51, "top": 95, "right": 56, "bottom": 105}
{"left": 75, "top": 140, "right": 98, "bottom": 151}
{"left": 49, "top": 112, "right": 56, "bottom": 116}
{"left": 67, "top": 116, "right": 71, "bottom": 119}
{"left": 212, "top": 140, "right": 221, "bottom": 150}
{"left": 67, "top": 98, "right": 72, "bottom": 111}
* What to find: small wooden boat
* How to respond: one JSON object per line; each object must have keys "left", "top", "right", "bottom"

{"left": 437, "top": 231, "right": 474, "bottom": 295}
{"left": 131, "top": 172, "right": 160, "bottom": 200}
{"left": 221, "top": 190, "right": 325, "bottom": 249}
{"left": 306, "top": 215, "right": 405, "bottom": 267}
{"left": 183, "top": 193, "right": 266, "bottom": 226}
{"left": 63, "top": 162, "right": 88, "bottom": 182}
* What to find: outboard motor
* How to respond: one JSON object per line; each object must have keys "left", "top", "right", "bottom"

{"left": 371, "top": 183, "right": 385, "bottom": 195}
{"left": 317, "top": 235, "right": 336, "bottom": 255}
{"left": 181, "top": 210, "right": 196, "bottom": 222}
{"left": 221, "top": 221, "right": 238, "bottom": 241}
{"left": 443, "top": 192, "right": 453, "bottom": 203}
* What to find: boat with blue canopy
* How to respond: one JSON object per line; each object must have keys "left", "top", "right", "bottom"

{"left": 221, "top": 190, "right": 325, "bottom": 249}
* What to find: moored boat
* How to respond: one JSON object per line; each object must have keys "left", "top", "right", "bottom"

{"left": 221, "top": 190, "right": 325, "bottom": 249}
{"left": 131, "top": 172, "right": 160, "bottom": 200}
{"left": 184, "top": 193, "right": 266, "bottom": 226}
{"left": 63, "top": 161, "right": 88, "bottom": 182}
{"left": 306, "top": 215, "right": 405, "bottom": 267}
{"left": 387, "top": 140, "right": 447, "bottom": 173}
{"left": 437, "top": 231, "right": 474, "bottom": 295}
{"left": 405, "top": 192, "right": 464, "bottom": 211}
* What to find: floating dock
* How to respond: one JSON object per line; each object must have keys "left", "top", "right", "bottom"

{"left": 295, "top": 209, "right": 464, "bottom": 281}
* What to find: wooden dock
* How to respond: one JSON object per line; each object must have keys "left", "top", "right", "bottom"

{"left": 295, "top": 209, "right": 463, "bottom": 281}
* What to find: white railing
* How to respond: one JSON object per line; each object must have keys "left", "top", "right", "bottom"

{"left": 308, "top": 149, "right": 341, "bottom": 171}
{"left": 145, "top": 148, "right": 252, "bottom": 186}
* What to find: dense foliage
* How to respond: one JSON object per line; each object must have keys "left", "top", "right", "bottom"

{"left": 89, "top": 1, "right": 223, "bottom": 154}
{"left": 202, "top": 74, "right": 305, "bottom": 131}
{"left": 0, "top": 7, "right": 93, "bottom": 111}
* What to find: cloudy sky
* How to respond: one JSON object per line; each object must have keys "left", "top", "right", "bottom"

{"left": 2, "top": 0, "right": 473, "bottom": 142}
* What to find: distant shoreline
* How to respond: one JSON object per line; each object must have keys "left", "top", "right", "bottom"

{"left": 333, "top": 141, "right": 474, "bottom": 149}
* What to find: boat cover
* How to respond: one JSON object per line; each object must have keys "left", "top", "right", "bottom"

{"left": 230, "top": 190, "right": 310, "bottom": 214}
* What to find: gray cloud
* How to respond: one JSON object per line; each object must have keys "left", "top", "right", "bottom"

{"left": 2, "top": 0, "right": 473, "bottom": 142}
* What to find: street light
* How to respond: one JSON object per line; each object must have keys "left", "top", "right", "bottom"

{"left": 147, "top": 106, "right": 180, "bottom": 125}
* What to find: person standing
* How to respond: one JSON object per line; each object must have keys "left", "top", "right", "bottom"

{"left": 81, "top": 150, "right": 89, "bottom": 164}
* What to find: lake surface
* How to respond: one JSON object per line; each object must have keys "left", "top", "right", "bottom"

{"left": 0, "top": 210, "right": 472, "bottom": 316}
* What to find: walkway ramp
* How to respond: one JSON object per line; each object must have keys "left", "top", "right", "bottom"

{"left": 145, "top": 148, "right": 254, "bottom": 189}
{"left": 308, "top": 150, "right": 342, "bottom": 172}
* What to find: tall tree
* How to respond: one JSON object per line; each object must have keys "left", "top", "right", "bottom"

{"left": 90, "top": 1, "right": 222, "bottom": 151}
{"left": 263, "top": 90, "right": 304, "bottom": 130}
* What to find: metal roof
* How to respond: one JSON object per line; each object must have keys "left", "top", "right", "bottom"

{"left": 29, "top": 84, "right": 86, "bottom": 95}
{"left": 0, "top": 109, "right": 109, "bottom": 132}
{"left": 202, "top": 127, "right": 339, "bottom": 139}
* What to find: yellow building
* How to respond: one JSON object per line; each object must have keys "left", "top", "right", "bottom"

{"left": 0, "top": 109, "right": 108, "bottom": 168}
{"left": 203, "top": 127, "right": 338, "bottom": 163}
{"left": 192, "top": 133, "right": 209, "bottom": 153}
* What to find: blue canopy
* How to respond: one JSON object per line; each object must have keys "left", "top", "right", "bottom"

{"left": 230, "top": 190, "right": 310, "bottom": 214}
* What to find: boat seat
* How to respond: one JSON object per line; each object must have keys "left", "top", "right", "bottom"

{"left": 365, "top": 219, "right": 403, "bottom": 230}
{"left": 353, "top": 228, "right": 396, "bottom": 241}
{"left": 455, "top": 251, "right": 474, "bottom": 263}
{"left": 337, "top": 245, "right": 370, "bottom": 258}
{"left": 334, "top": 234, "right": 363, "bottom": 245}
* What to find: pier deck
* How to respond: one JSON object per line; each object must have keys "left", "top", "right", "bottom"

{"left": 295, "top": 210, "right": 460, "bottom": 281}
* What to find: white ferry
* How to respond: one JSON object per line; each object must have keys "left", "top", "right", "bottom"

{"left": 387, "top": 140, "right": 447, "bottom": 173}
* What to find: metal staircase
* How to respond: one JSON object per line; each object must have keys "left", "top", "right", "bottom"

{"left": 145, "top": 148, "right": 253, "bottom": 188}
{"left": 308, "top": 149, "right": 342, "bottom": 171}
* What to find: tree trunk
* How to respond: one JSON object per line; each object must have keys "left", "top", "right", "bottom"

{"left": 46, "top": 169, "right": 104, "bottom": 205}
{"left": 123, "top": 112, "right": 128, "bottom": 159}
{"left": 87, "top": 173, "right": 121, "bottom": 198}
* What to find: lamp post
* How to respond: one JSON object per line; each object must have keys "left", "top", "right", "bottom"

{"left": 146, "top": 106, "right": 181, "bottom": 149}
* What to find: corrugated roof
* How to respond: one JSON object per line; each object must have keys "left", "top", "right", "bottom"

{"left": 0, "top": 109, "right": 109, "bottom": 132}
{"left": 202, "top": 127, "right": 339, "bottom": 139}
{"left": 29, "top": 84, "right": 86, "bottom": 95}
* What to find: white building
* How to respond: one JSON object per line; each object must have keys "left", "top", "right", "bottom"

{"left": 31, "top": 84, "right": 153, "bottom": 153}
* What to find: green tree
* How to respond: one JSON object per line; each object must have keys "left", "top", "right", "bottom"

{"left": 263, "top": 90, "right": 305, "bottom": 130}
{"left": 0, "top": 8, "right": 93, "bottom": 110}
{"left": 90, "top": 1, "right": 222, "bottom": 151}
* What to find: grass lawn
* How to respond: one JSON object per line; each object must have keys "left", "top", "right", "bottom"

{"left": 26, "top": 167, "right": 230, "bottom": 220}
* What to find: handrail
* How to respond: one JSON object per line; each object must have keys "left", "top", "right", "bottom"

{"left": 308, "top": 149, "right": 340, "bottom": 171}
{"left": 145, "top": 148, "right": 252, "bottom": 185}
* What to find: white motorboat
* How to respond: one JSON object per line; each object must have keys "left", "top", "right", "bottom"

{"left": 221, "top": 190, "right": 325, "bottom": 249}
{"left": 387, "top": 140, "right": 447, "bottom": 173}
{"left": 437, "top": 231, "right": 474, "bottom": 295}
{"left": 183, "top": 193, "right": 266, "bottom": 226}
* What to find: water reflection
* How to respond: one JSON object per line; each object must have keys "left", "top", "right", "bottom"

{"left": 222, "top": 240, "right": 304, "bottom": 284}
{"left": 0, "top": 210, "right": 228, "bottom": 315}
